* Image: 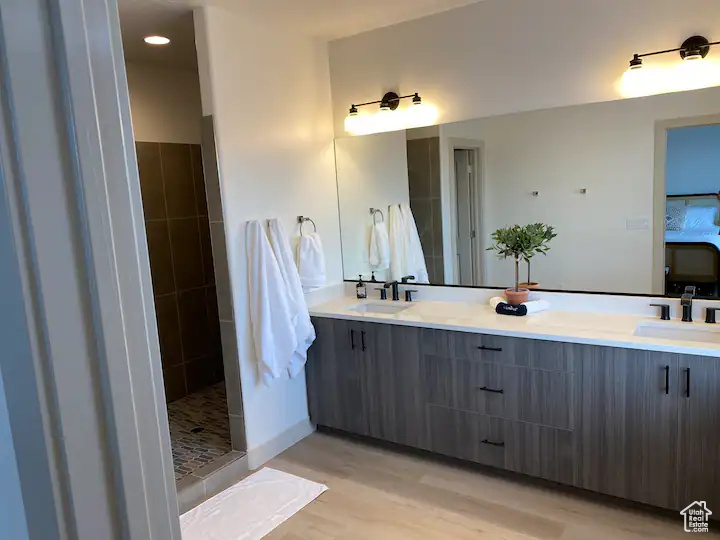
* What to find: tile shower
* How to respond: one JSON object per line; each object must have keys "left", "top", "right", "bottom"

{"left": 407, "top": 136, "right": 444, "bottom": 283}
{"left": 136, "top": 141, "right": 233, "bottom": 478}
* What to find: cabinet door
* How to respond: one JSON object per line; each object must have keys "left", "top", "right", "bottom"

{"left": 676, "top": 354, "right": 720, "bottom": 511}
{"left": 579, "top": 345, "right": 679, "bottom": 509}
{"left": 363, "top": 323, "right": 426, "bottom": 448}
{"left": 306, "top": 318, "right": 370, "bottom": 436}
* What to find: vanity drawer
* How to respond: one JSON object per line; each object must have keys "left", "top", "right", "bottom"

{"left": 426, "top": 404, "right": 506, "bottom": 468}
{"left": 425, "top": 405, "right": 575, "bottom": 484}
{"left": 420, "top": 329, "right": 575, "bottom": 373}
{"left": 423, "top": 356, "right": 574, "bottom": 430}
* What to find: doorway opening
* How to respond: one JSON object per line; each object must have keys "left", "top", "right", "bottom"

{"left": 118, "top": 5, "right": 247, "bottom": 509}
{"left": 450, "top": 144, "right": 483, "bottom": 286}
{"left": 654, "top": 115, "right": 720, "bottom": 297}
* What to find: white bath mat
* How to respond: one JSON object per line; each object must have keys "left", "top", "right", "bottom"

{"left": 180, "top": 467, "right": 327, "bottom": 540}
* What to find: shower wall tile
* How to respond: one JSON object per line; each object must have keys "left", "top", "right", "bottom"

{"left": 161, "top": 143, "right": 197, "bottom": 218}
{"left": 210, "top": 222, "right": 233, "bottom": 322}
{"left": 137, "top": 141, "right": 226, "bottom": 403}
{"left": 178, "top": 288, "right": 211, "bottom": 360}
{"left": 136, "top": 142, "right": 166, "bottom": 220}
{"left": 163, "top": 365, "right": 186, "bottom": 403}
{"left": 169, "top": 218, "right": 204, "bottom": 290}
{"left": 220, "top": 321, "right": 243, "bottom": 417}
{"left": 145, "top": 221, "right": 175, "bottom": 295}
{"left": 155, "top": 294, "right": 183, "bottom": 368}
{"left": 199, "top": 217, "right": 215, "bottom": 286}
{"left": 191, "top": 145, "right": 208, "bottom": 217}
{"left": 408, "top": 136, "right": 443, "bottom": 284}
{"left": 201, "top": 116, "right": 223, "bottom": 222}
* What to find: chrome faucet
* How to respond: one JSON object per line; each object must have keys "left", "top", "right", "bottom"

{"left": 681, "top": 286, "right": 696, "bottom": 322}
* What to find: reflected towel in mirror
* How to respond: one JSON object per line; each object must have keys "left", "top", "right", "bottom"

{"left": 369, "top": 221, "right": 390, "bottom": 269}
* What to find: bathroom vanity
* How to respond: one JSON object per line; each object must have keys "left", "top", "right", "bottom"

{"left": 305, "top": 301, "right": 720, "bottom": 513}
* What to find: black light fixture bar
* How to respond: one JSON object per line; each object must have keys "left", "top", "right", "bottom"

{"left": 629, "top": 35, "right": 720, "bottom": 68}
{"left": 349, "top": 92, "right": 422, "bottom": 112}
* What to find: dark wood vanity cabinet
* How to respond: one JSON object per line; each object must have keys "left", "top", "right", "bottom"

{"left": 306, "top": 317, "right": 720, "bottom": 511}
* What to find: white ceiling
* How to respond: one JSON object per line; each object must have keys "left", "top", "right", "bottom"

{"left": 118, "top": 0, "right": 483, "bottom": 68}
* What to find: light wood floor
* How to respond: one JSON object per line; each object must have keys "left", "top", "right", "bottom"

{"left": 266, "top": 432, "right": 716, "bottom": 539}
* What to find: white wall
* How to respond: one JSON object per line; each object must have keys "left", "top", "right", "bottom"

{"left": 194, "top": 7, "right": 342, "bottom": 464}
{"left": 126, "top": 62, "right": 202, "bottom": 144}
{"left": 666, "top": 124, "right": 720, "bottom": 195}
{"left": 440, "top": 86, "right": 720, "bottom": 294}
{"left": 328, "top": 0, "right": 720, "bottom": 136}
{"left": 335, "top": 131, "right": 409, "bottom": 281}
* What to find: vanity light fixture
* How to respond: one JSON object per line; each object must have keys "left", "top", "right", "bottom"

{"left": 344, "top": 91, "right": 438, "bottom": 135}
{"left": 626, "top": 36, "right": 718, "bottom": 71}
{"left": 621, "top": 35, "right": 720, "bottom": 97}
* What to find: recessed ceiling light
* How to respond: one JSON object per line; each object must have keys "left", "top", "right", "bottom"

{"left": 144, "top": 36, "right": 170, "bottom": 45}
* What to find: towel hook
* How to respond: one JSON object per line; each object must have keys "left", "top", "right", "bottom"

{"left": 370, "top": 207, "right": 384, "bottom": 224}
{"left": 297, "top": 216, "right": 317, "bottom": 236}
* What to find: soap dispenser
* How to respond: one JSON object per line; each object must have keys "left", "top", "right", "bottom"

{"left": 371, "top": 271, "right": 378, "bottom": 283}
{"left": 356, "top": 275, "right": 367, "bottom": 299}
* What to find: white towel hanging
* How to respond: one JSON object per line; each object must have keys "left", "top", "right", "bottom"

{"left": 400, "top": 204, "right": 429, "bottom": 283}
{"left": 388, "top": 204, "right": 406, "bottom": 281}
{"left": 267, "top": 219, "right": 315, "bottom": 377}
{"left": 297, "top": 232, "right": 326, "bottom": 291}
{"left": 369, "top": 221, "right": 390, "bottom": 269}
{"left": 245, "top": 220, "right": 297, "bottom": 385}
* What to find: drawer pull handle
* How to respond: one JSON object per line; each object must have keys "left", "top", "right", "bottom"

{"left": 477, "top": 386, "right": 504, "bottom": 394}
{"left": 350, "top": 330, "right": 356, "bottom": 350}
{"left": 481, "top": 439, "right": 505, "bottom": 448}
{"left": 664, "top": 365, "right": 670, "bottom": 395}
{"left": 361, "top": 331, "right": 367, "bottom": 351}
{"left": 477, "top": 346, "right": 503, "bottom": 352}
{"left": 686, "top": 368, "right": 691, "bottom": 398}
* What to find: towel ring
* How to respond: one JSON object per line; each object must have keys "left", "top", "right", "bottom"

{"left": 297, "top": 216, "right": 317, "bottom": 236}
{"left": 370, "top": 207, "right": 384, "bottom": 224}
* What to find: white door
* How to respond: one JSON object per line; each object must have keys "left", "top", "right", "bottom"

{"left": 454, "top": 149, "right": 478, "bottom": 286}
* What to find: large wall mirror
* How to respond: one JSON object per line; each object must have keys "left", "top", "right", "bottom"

{"left": 334, "top": 86, "right": 720, "bottom": 298}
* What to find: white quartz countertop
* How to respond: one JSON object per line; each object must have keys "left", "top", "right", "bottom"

{"left": 309, "top": 297, "right": 720, "bottom": 357}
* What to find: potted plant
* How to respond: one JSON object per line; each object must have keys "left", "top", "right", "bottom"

{"left": 487, "top": 223, "right": 556, "bottom": 304}
{"left": 519, "top": 223, "right": 557, "bottom": 289}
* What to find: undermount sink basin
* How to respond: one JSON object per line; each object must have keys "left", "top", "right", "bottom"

{"left": 350, "top": 302, "right": 411, "bottom": 315}
{"left": 634, "top": 321, "right": 720, "bottom": 344}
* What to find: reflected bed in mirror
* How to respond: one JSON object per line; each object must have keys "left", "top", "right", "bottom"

{"left": 334, "top": 86, "right": 720, "bottom": 298}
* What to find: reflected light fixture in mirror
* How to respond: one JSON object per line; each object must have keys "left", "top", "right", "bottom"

{"left": 344, "top": 91, "right": 438, "bottom": 135}
{"left": 621, "top": 35, "right": 720, "bottom": 97}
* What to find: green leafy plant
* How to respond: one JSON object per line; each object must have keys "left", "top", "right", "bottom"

{"left": 522, "top": 223, "right": 557, "bottom": 284}
{"left": 487, "top": 223, "right": 557, "bottom": 291}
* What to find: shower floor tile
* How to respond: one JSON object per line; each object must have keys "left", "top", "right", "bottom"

{"left": 168, "top": 382, "right": 232, "bottom": 480}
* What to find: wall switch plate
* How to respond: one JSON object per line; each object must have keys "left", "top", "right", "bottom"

{"left": 626, "top": 217, "right": 649, "bottom": 231}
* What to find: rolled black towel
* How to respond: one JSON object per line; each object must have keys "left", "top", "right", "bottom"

{"left": 495, "top": 302, "right": 528, "bottom": 316}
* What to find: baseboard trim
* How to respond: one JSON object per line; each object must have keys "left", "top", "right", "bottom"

{"left": 247, "top": 418, "right": 315, "bottom": 469}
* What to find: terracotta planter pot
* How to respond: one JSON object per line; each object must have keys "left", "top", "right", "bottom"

{"left": 505, "top": 288, "right": 530, "bottom": 305}
{"left": 519, "top": 282, "right": 540, "bottom": 289}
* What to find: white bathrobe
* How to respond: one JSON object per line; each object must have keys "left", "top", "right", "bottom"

{"left": 267, "top": 219, "right": 316, "bottom": 377}
{"left": 245, "top": 220, "right": 297, "bottom": 385}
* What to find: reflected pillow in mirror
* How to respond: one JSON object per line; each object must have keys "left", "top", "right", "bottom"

{"left": 684, "top": 206, "right": 718, "bottom": 230}
{"left": 666, "top": 206, "right": 686, "bottom": 231}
